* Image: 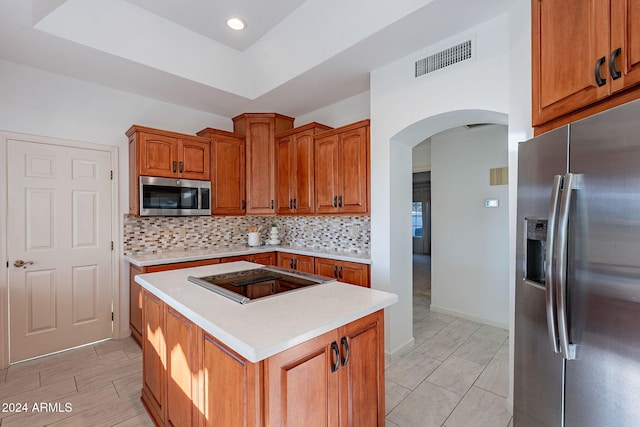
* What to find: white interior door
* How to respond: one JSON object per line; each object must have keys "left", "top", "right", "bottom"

{"left": 8, "top": 139, "right": 113, "bottom": 362}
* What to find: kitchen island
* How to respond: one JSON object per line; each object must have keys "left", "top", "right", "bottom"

{"left": 135, "top": 261, "right": 397, "bottom": 426}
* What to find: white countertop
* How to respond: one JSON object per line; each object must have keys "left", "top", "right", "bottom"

{"left": 125, "top": 245, "right": 371, "bottom": 267}
{"left": 135, "top": 261, "right": 396, "bottom": 362}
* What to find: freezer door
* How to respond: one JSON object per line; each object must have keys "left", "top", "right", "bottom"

{"left": 565, "top": 100, "right": 640, "bottom": 427}
{"left": 514, "top": 127, "right": 568, "bottom": 426}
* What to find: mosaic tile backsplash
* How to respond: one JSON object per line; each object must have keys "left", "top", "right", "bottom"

{"left": 123, "top": 215, "right": 370, "bottom": 256}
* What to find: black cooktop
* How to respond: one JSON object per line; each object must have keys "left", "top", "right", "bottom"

{"left": 188, "top": 266, "right": 332, "bottom": 304}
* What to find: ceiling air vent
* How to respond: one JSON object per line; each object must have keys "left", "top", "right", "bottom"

{"left": 415, "top": 39, "right": 473, "bottom": 78}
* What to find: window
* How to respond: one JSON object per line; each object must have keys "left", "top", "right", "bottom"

{"left": 412, "top": 201, "right": 423, "bottom": 237}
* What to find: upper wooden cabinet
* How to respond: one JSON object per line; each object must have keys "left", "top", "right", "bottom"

{"left": 197, "top": 128, "right": 246, "bottom": 215}
{"left": 315, "top": 120, "right": 370, "bottom": 214}
{"left": 532, "top": 0, "right": 640, "bottom": 129}
{"left": 233, "top": 113, "right": 294, "bottom": 215}
{"left": 275, "top": 123, "right": 332, "bottom": 215}
{"left": 127, "top": 125, "right": 211, "bottom": 215}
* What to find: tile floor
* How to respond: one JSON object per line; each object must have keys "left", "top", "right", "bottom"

{"left": 0, "top": 254, "right": 511, "bottom": 426}
{"left": 384, "top": 254, "right": 512, "bottom": 426}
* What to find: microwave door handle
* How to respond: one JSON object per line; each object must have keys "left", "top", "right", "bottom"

{"left": 545, "top": 175, "right": 562, "bottom": 354}
{"left": 555, "top": 173, "right": 580, "bottom": 360}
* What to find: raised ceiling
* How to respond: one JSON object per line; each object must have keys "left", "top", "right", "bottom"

{"left": 0, "top": 0, "right": 511, "bottom": 118}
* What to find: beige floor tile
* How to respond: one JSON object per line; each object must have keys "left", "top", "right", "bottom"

{"left": 443, "top": 386, "right": 512, "bottom": 427}
{"left": 0, "top": 367, "right": 7, "bottom": 383}
{"left": 94, "top": 337, "right": 142, "bottom": 360}
{"left": 427, "top": 355, "right": 484, "bottom": 396}
{"left": 387, "top": 380, "right": 461, "bottom": 427}
{"left": 6, "top": 346, "right": 98, "bottom": 380}
{"left": 385, "top": 350, "right": 441, "bottom": 390}
{"left": 493, "top": 339, "right": 509, "bottom": 362}
{"left": 39, "top": 349, "right": 130, "bottom": 387}
{"left": 472, "top": 324, "right": 509, "bottom": 344}
{"left": 0, "top": 377, "right": 77, "bottom": 421}
{"left": 426, "top": 310, "right": 458, "bottom": 324}
{"left": 112, "top": 411, "right": 155, "bottom": 426}
{"left": 0, "top": 370, "right": 40, "bottom": 400}
{"left": 475, "top": 357, "right": 509, "bottom": 398}
{"left": 74, "top": 357, "right": 142, "bottom": 391}
{"left": 439, "top": 318, "right": 482, "bottom": 342}
{"left": 413, "top": 331, "right": 466, "bottom": 362}
{"left": 113, "top": 368, "right": 143, "bottom": 397}
{"left": 385, "top": 379, "right": 412, "bottom": 414}
{"left": 414, "top": 317, "right": 450, "bottom": 339}
{"left": 453, "top": 335, "right": 503, "bottom": 365}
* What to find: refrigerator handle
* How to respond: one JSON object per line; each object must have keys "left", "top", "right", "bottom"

{"left": 545, "top": 175, "right": 563, "bottom": 354}
{"left": 555, "top": 172, "right": 579, "bottom": 360}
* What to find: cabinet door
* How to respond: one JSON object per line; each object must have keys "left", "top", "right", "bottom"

{"left": 129, "top": 265, "right": 143, "bottom": 344}
{"left": 532, "top": 0, "right": 610, "bottom": 126}
{"left": 315, "top": 134, "right": 340, "bottom": 213}
{"left": 277, "top": 252, "right": 296, "bottom": 270}
{"left": 276, "top": 135, "right": 294, "bottom": 214}
{"left": 246, "top": 118, "right": 276, "bottom": 214}
{"left": 165, "top": 307, "right": 198, "bottom": 427}
{"left": 139, "top": 133, "right": 179, "bottom": 177}
{"left": 338, "top": 310, "right": 384, "bottom": 427}
{"left": 295, "top": 254, "right": 316, "bottom": 274}
{"left": 178, "top": 139, "right": 210, "bottom": 180}
{"left": 265, "top": 330, "right": 339, "bottom": 426}
{"left": 315, "top": 257, "right": 338, "bottom": 280}
{"left": 293, "top": 130, "right": 316, "bottom": 214}
{"left": 142, "top": 291, "right": 166, "bottom": 424}
{"left": 611, "top": 0, "right": 640, "bottom": 93}
{"left": 252, "top": 252, "right": 275, "bottom": 265}
{"left": 339, "top": 261, "right": 370, "bottom": 288}
{"left": 212, "top": 134, "right": 245, "bottom": 215}
{"left": 201, "top": 333, "right": 261, "bottom": 427}
{"left": 339, "top": 127, "right": 369, "bottom": 214}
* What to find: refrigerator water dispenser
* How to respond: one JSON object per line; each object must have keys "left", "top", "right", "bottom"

{"left": 524, "top": 218, "right": 547, "bottom": 286}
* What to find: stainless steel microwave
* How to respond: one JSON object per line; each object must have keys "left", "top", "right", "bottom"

{"left": 139, "top": 176, "right": 211, "bottom": 216}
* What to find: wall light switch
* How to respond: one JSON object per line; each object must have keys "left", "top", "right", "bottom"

{"left": 485, "top": 198, "right": 499, "bottom": 208}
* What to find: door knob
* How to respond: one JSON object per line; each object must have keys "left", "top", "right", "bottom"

{"left": 13, "top": 260, "right": 34, "bottom": 268}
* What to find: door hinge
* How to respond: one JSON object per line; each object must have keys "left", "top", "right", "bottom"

{"left": 110, "top": 170, "right": 113, "bottom": 180}
{"left": 111, "top": 241, "right": 114, "bottom": 250}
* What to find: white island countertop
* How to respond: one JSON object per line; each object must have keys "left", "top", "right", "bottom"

{"left": 135, "top": 261, "right": 396, "bottom": 363}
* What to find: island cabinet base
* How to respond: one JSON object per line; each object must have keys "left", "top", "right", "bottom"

{"left": 141, "top": 289, "right": 385, "bottom": 426}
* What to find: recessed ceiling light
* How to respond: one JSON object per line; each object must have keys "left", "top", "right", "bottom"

{"left": 226, "top": 17, "right": 246, "bottom": 31}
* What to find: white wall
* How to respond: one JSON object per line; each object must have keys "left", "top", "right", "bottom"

{"left": 412, "top": 139, "right": 431, "bottom": 172}
{"left": 430, "top": 125, "right": 509, "bottom": 326}
{"left": 294, "top": 91, "right": 370, "bottom": 128}
{"left": 369, "top": 13, "right": 512, "bottom": 359}
{"left": 0, "top": 59, "right": 232, "bottom": 340}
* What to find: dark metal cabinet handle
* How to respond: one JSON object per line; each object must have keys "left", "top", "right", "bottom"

{"left": 172, "top": 161, "right": 177, "bottom": 172}
{"left": 331, "top": 341, "right": 340, "bottom": 372}
{"left": 333, "top": 265, "right": 338, "bottom": 277}
{"left": 293, "top": 198, "right": 297, "bottom": 209}
{"left": 179, "top": 161, "right": 183, "bottom": 173}
{"left": 293, "top": 259, "right": 298, "bottom": 270}
{"left": 289, "top": 258, "right": 293, "bottom": 269}
{"left": 333, "top": 196, "right": 337, "bottom": 208}
{"left": 289, "top": 199, "right": 293, "bottom": 209}
{"left": 271, "top": 200, "right": 274, "bottom": 209}
{"left": 594, "top": 56, "right": 607, "bottom": 87}
{"left": 609, "top": 47, "right": 622, "bottom": 80}
{"left": 241, "top": 200, "right": 246, "bottom": 210}
{"left": 338, "top": 195, "right": 343, "bottom": 208}
{"left": 338, "top": 266, "right": 343, "bottom": 279}
{"left": 340, "top": 337, "right": 350, "bottom": 366}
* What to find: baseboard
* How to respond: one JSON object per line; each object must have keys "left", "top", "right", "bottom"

{"left": 385, "top": 336, "right": 416, "bottom": 365}
{"left": 429, "top": 304, "right": 509, "bottom": 330}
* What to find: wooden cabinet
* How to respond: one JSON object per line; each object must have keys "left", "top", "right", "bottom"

{"left": 197, "top": 128, "right": 246, "bottom": 215}
{"left": 315, "top": 120, "right": 370, "bottom": 214}
{"left": 221, "top": 252, "right": 276, "bottom": 265}
{"left": 141, "top": 291, "right": 165, "bottom": 424}
{"left": 127, "top": 125, "right": 211, "bottom": 215}
{"left": 233, "top": 113, "right": 294, "bottom": 215}
{"left": 315, "top": 257, "right": 370, "bottom": 287}
{"left": 532, "top": 0, "right": 640, "bottom": 130}
{"left": 141, "top": 290, "right": 384, "bottom": 427}
{"left": 265, "top": 310, "right": 384, "bottom": 426}
{"left": 276, "top": 252, "right": 315, "bottom": 274}
{"left": 276, "top": 123, "right": 332, "bottom": 215}
{"left": 129, "top": 258, "right": 220, "bottom": 345}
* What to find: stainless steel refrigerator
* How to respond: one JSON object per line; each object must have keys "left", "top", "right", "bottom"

{"left": 514, "top": 99, "right": 640, "bottom": 427}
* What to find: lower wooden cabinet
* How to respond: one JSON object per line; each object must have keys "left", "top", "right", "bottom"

{"left": 220, "top": 252, "right": 276, "bottom": 265}
{"left": 276, "top": 252, "right": 315, "bottom": 274}
{"left": 141, "top": 292, "right": 385, "bottom": 426}
{"left": 315, "top": 257, "right": 370, "bottom": 287}
{"left": 129, "top": 258, "right": 220, "bottom": 345}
